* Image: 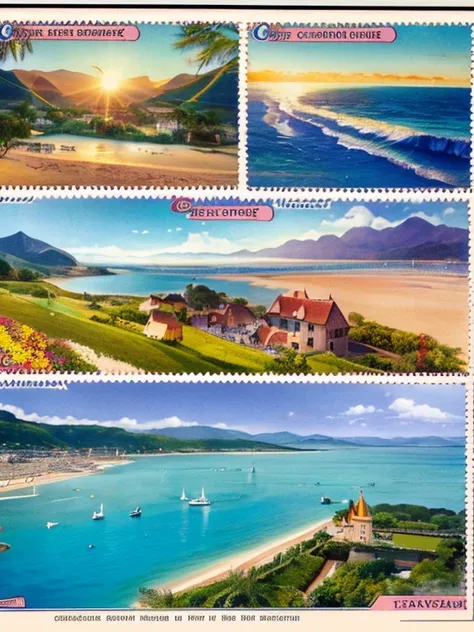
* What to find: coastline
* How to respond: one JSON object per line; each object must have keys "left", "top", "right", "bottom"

{"left": 215, "top": 271, "right": 468, "bottom": 353}
{"left": 0, "top": 459, "right": 134, "bottom": 495}
{"left": 136, "top": 517, "right": 333, "bottom": 607}
{"left": 0, "top": 150, "right": 237, "bottom": 187}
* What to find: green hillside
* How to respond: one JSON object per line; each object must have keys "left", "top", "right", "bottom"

{"left": 150, "top": 67, "right": 238, "bottom": 109}
{"left": 0, "top": 411, "right": 294, "bottom": 453}
{"left": 0, "top": 252, "right": 53, "bottom": 276}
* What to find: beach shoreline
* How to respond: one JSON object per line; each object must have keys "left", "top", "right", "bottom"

{"left": 135, "top": 517, "right": 333, "bottom": 607}
{"left": 214, "top": 271, "right": 469, "bottom": 353}
{"left": 0, "top": 458, "right": 134, "bottom": 495}
{"left": 0, "top": 149, "right": 237, "bottom": 187}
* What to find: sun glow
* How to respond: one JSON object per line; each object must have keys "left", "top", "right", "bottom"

{"left": 101, "top": 72, "right": 121, "bottom": 92}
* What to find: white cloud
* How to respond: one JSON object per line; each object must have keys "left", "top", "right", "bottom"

{"left": 132, "top": 229, "right": 139, "bottom": 234}
{"left": 164, "top": 232, "right": 235, "bottom": 255}
{"left": 443, "top": 207, "right": 456, "bottom": 216}
{"left": 388, "top": 398, "right": 459, "bottom": 423}
{"left": 167, "top": 229, "right": 172, "bottom": 233}
{"left": 141, "top": 230, "right": 149, "bottom": 235}
{"left": 299, "top": 229, "right": 322, "bottom": 241}
{"left": 176, "top": 227, "right": 183, "bottom": 232}
{"left": 343, "top": 404, "right": 376, "bottom": 416}
{"left": 319, "top": 205, "right": 443, "bottom": 236}
{"left": 0, "top": 403, "right": 226, "bottom": 432}
{"left": 360, "top": 422, "right": 368, "bottom": 428}
{"left": 288, "top": 411, "right": 295, "bottom": 417}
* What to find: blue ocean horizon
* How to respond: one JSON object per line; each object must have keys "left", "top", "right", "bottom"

{"left": 0, "top": 448, "right": 465, "bottom": 609}
{"left": 51, "top": 261, "right": 468, "bottom": 307}
{"left": 247, "top": 85, "right": 471, "bottom": 188}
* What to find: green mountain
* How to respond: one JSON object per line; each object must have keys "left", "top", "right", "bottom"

{"left": 0, "top": 410, "right": 295, "bottom": 453}
{"left": 0, "top": 69, "right": 35, "bottom": 105}
{"left": 0, "top": 232, "right": 77, "bottom": 268}
{"left": 149, "top": 67, "right": 238, "bottom": 112}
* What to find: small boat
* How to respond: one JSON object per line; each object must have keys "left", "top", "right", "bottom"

{"left": 250, "top": 464, "right": 256, "bottom": 473}
{"left": 88, "top": 544, "right": 95, "bottom": 549}
{"left": 92, "top": 503, "right": 105, "bottom": 520}
{"left": 90, "top": 494, "right": 95, "bottom": 499}
{"left": 320, "top": 496, "right": 332, "bottom": 505}
{"left": 189, "top": 488, "right": 211, "bottom": 507}
{"left": 180, "top": 488, "right": 189, "bottom": 501}
{"left": 129, "top": 507, "right": 142, "bottom": 518}
{"left": 46, "top": 521, "right": 59, "bottom": 529}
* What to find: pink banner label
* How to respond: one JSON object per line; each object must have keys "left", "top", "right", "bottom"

{"left": 251, "top": 24, "right": 397, "bottom": 44}
{"left": 372, "top": 596, "right": 466, "bottom": 611}
{"left": 6, "top": 23, "right": 140, "bottom": 41}
{"left": 0, "top": 596, "right": 26, "bottom": 608}
{"left": 171, "top": 198, "right": 274, "bottom": 222}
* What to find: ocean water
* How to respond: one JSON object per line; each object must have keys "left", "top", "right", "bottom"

{"left": 247, "top": 84, "right": 471, "bottom": 188}
{"left": 0, "top": 448, "right": 464, "bottom": 609}
{"left": 52, "top": 261, "right": 468, "bottom": 307}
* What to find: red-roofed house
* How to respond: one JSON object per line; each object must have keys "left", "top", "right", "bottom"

{"left": 143, "top": 309, "right": 183, "bottom": 341}
{"left": 263, "top": 289, "right": 349, "bottom": 355}
{"left": 190, "top": 303, "right": 257, "bottom": 331}
{"left": 139, "top": 294, "right": 187, "bottom": 312}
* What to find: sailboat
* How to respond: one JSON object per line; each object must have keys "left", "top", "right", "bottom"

{"left": 250, "top": 463, "right": 256, "bottom": 474}
{"left": 189, "top": 488, "right": 211, "bottom": 506}
{"left": 92, "top": 503, "right": 105, "bottom": 520}
{"left": 129, "top": 507, "right": 142, "bottom": 518}
{"left": 46, "top": 521, "right": 59, "bottom": 529}
{"left": 180, "top": 488, "right": 189, "bottom": 501}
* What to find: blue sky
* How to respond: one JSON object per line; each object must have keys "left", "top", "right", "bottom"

{"left": 249, "top": 25, "right": 471, "bottom": 80}
{"left": 0, "top": 199, "right": 467, "bottom": 264}
{"left": 0, "top": 383, "right": 465, "bottom": 438}
{"left": 2, "top": 24, "right": 233, "bottom": 80}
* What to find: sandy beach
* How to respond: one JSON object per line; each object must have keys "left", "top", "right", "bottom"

{"left": 216, "top": 272, "right": 469, "bottom": 353}
{"left": 0, "top": 147, "right": 237, "bottom": 187}
{"left": 0, "top": 459, "right": 133, "bottom": 495}
{"left": 137, "top": 518, "right": 333, "bottom": 605}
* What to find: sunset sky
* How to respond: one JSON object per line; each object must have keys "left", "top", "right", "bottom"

{"left": 248, "top": 25, "right": 471, "bottom": 82}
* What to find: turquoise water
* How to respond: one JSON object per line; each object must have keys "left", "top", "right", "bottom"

{"left": 0, "top": 448, "right": 464, "bottom": 609}
{"left": 51, "top": 261, "right": 468, "bottom": 307}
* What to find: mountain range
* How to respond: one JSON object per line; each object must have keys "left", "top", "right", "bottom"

{"left": 0, "top": 66, "right": 237, "bottom": 113}
{"left": 233, "top": 217, "right": 469, "bottom": 261}
{"left": 151, "top": 425, "right": 464, "bottom": 448}
{"left": 0, "top": 410, "right": 294, "bottom": 453}
{"left": 0, "top": 231, "right": 77, "bottom": 270}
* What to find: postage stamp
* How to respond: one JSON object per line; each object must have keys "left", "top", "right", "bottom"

{"left": 247, "top": 24, "right": 472, "bottom": 190}
{"left": 0, "top": 195, "right": 469, "bottom": 375}
{"left": 0, "top": 22, "right": 239, "bottom": 188}
{"left": 0, "top": 380, "right": 467, "bottom": 611}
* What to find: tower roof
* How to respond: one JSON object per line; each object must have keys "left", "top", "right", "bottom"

{"left": 353, "top": 490, "right": 371, "bottom": 518}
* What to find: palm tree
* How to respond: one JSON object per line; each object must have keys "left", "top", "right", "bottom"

{"left": 0, "top": 39, "right": 33, "bottom": 63}
{"left": 174, "top": 24, "right": 239, "bottom": 72}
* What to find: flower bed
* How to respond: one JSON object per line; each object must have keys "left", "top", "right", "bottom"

{"left": 0, "top": 316, "right": 97, "bottom": 372}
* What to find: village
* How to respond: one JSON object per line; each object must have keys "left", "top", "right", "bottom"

{"left": 138, "top": 287, "right": 351, "bottom": 357}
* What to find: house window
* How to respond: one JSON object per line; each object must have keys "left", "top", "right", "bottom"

{"left": 294, "top": 321, "right": 300, "bottom": 332}
{"left": 291, "top": 342, "right": 299, "bottom": 350}
{"left": 308, "top": 324, "right": 314, "bottom": 332}
{"left": 308, "top": 338, "right": 314, "bottom": 348}
{"left": 280, "top": 318, "right": 288, "bottom": 330}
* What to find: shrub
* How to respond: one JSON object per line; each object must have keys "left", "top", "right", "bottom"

{"left": 31, "top": 288, "right": 56, "bottom": 299}
{"left": 321, "top": 540, "right": 351, "bottom": 561}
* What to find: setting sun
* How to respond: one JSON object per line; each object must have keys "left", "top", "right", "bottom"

{"left": 101, "top": 72, "right": 121, "bottom": 92}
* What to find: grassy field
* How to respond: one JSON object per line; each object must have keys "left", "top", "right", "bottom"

{"left": 0, "top": 281, "right": 374, "bottom": 374}
{"left": 392, "top": 534, "right": 442, "bottom": 551}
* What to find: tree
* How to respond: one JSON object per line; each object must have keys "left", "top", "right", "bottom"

{"left": 138, "top": 588, "right": 174, "bottom": 608}
{"left": 174, "top": 24, "right": 239, "bottom": 71}
{"left": 264, "top": 347, "right": 312, "bottom": 375}
{"left": 185, "top": 284, "right": 223, "bottom": 311}
{"left": 372, "top": 512, "right": 399, "bottom": 529}
{"left": 232, "top": 297, "right": 248, "bottom": 305}
{"left": 17, "top": 268, "right": 36, "bottom": 282}
{"left": 348, "top": 312, "right": 365, "bottom": 327}
{"left": 0, "top": 258, "right": 12, "bottom": 278}
{"left": 14, "top": 100, "right": 37, "bottom": 124}
{"left": 0, "top": 38, "right": 33, "bottom": 63}
{"left": 251, "top": 305, "right": 267, "bottom": 318}
{"left": 0, "top": 113, "right": 30, "bottom": 157}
